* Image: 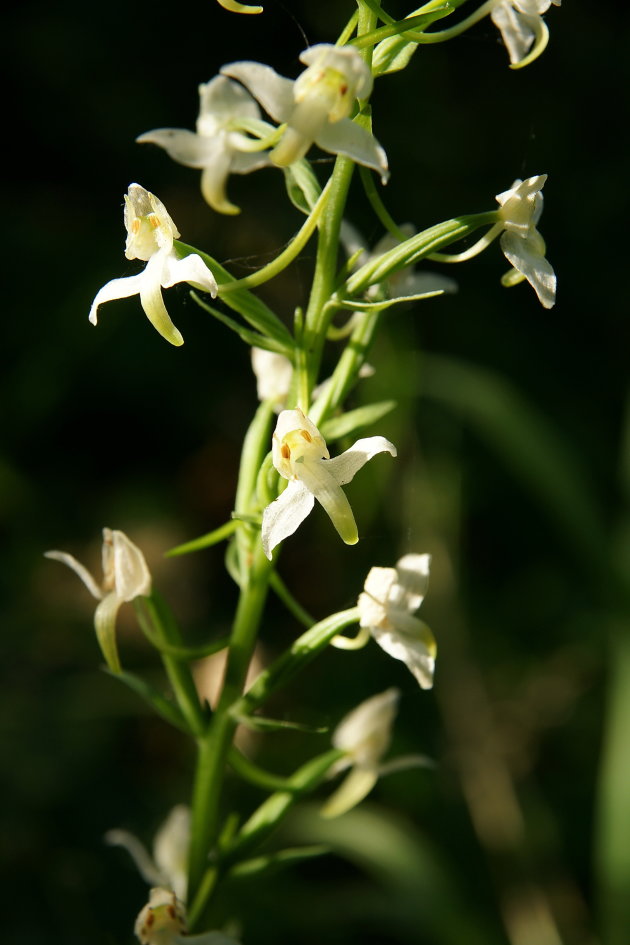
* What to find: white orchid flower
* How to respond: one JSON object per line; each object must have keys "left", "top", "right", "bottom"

{"left": 358, "top": 554, "right": 436, "bottom": 689}
{"left": 106, "top": 804, "right": 190, "bottom": 903}
{"left": 495, "top": 174, "right": 556, "bottom": 308}
{"left": 137, "top": 77, "right": 271, "bottom": 215}
{"left": 222, "top": 44, "right": 389, "bottom": 181}
{"left": 89, "top": 184, "right": 218, "bottom": 345}
{"left": 321, "top": 688, "right": 399, "bottom": 818}
{"left": 491, "top": 0, "right": 561, "bottom": 67}
{"left": 135, "top": 886, "right": 241, "bottom": 945}
{"left": 261, "top": 408, "right": 396, "bottom": 558}
{"left": 251, "top": 346, "right": 294, "bottom": 409}
{"left": 45, "top": 527, "right": 151, "bottom": 673}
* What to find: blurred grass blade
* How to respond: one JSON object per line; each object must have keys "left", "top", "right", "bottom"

{"left": 596, "top": 629, "right": 630, "bottom": 945}
{"left": 421, "top": 355, "right": 607, "bottom": 567}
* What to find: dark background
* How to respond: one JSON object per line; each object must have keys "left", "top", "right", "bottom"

{"left": 3, "top": 2, "right": 628, "bottom": 944}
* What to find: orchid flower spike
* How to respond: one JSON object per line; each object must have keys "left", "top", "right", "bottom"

{"left": 137, "top": 77, "right": 271, "bottom": 215}
{"left": 261, "top": 408, "right": 396, "bottom": 558}
{"left": 106, "top": 805, "right": 190, "bottom": 904}
{"left": 358, "top": 554, "right": 436, "bottom": 689}
{"left": 135, "top": 887, "right": 241, "bottom": 945}
{"left": 491, "top": 0, "right": 561, "bottom": 68}
{"left": 222, "top": 45, "right": 389, "bottom": 181}
{"left": 321, "top": 688, "right": 399, "bottom": 818}
{"left": 89, "top": 184, "right": 218, "bottom": 345}
{"left": 496, "top": 174, "right": 556, "bottom": 308}
{"left": 45, "top": 528, "right": 151, "bottom": 673}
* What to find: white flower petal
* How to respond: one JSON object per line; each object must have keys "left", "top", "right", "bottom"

{"left": 94, "top": 590, "right": 123, "bottom": 673}
{"left": 137, "top": 128, "right": 224, "bottom": 170}
{"left": 261, "top": 479, "right": 315, "bottom": 559}
{"left": 198, "top": 74, "right": 261, "bottom": 128}
{"left": 221, "top": 62, "right": 295, "bottom": 123}
{"left": 491, "top": 2, "right": 535, "bottom": 64}
{"left": 388, "top": 552, "right": 430, "bottom": 612}
{"left": 370, "top": 616, "right": 436, "bottom": 690}
{"left": 315, "top": 119, "right": 389, "bottom": 183}
{"left": 501, "top": 230, "right": 556, "bottom": 308}
{"left": 320, "top": 766, "right": 379, "bottom": 819}
{"left": 162, "top": 252, "right": 218, "bottom": 297}
{"left": 153, "top": 805, "right": 190, "bottom": 903}
{"left": 326, "top": 436, "right": 397, "bottom": 486}
{"left": 139, "top": 255, "right": 184, "bottom": 346}
{"left": 88, "top": 273, "right": 146, "bottom": 325}
{"left": 332, "top": 687, "right": 399, "bottom": 764}
{"left": 105, "top": 829, "right": 166, "bottom": 888}
{"left": 107, "top": 528, "right": 152, "bottom": 602}
{"left": 296, "top": 455, "right": 358, "bottom": 546}
{"left": 44, "top": 550, "right": 104, "bottom": 599}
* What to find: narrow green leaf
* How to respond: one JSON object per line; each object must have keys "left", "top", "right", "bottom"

{"left": 233, "top": 713, "right": 328, "bottom": 734}
{"left": 372, "top": 4, "right": 453, "bottom": 74}
{"left": 283, "top": 160, "right": 322, "bottom": 215}
{"left": 166, "top": 520, "right": 238, "bottom": 557}
{"left": 109, "top": 669, "right": 191, "bottom": 734}
{"left": 190, "top": 292, "right": 293, "bottom": 356}
{"left": 320, "top": 400, "right": 397, "bottom": 441}
{"left": 175, "top": 241, "right": 293, "bottom": 347}
{"left": 228, "top": 845, "right": 330, "bottom": 880}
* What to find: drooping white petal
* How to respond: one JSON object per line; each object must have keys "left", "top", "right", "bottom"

{"left": 294, "top": 454, "right": 358, "bottom": 546}
{"left": 320, "top": 766, "right": 380, "bottom": 819}
{"left": 326, "top": 436, "right": 397, "bottom": 486}
{"left": 139, "top": 253, "right": 184, "bottom": 346}
{"left": 221, "top": 62, "right": 295, "bottom": 123}
{"left": 162, "top": 252, "right": 219, "bottom": 296}
{"left": 137, "top": 129, "right": 224, "bottom": 170}
{"left": 261, "top": 479, "right": 315, "bottom": 559}
{"left": 94, "top": 590, "right": 123, "bottom": 673}
{"left": 370, "top": 616, "right": 436, "bottom": 689}
{"left": 501, "top": 230, "right": 556, "bottom": 309}
{"left": 315, "top": 118, "right": 389, "bottom": 183}
{"left": 44, "top": 549, "right": 104, "bottom": 599}
{"left": 105, "top": 829, "right": 166, "bottom": 889}
{"left": 89, "top": 273, "right": 147, "bottom": 325}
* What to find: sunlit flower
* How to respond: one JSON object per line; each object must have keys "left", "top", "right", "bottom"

{"left": 138, "top": 77, "right": 271, "bottom": 215}
{"left": 261, "top": 408, "right": 396, "bottom": 558}
{"left": 358, "top": 554, "right": 436, "bottom": 689}
{"left": 491, "top": 0, "right": 561, "bottom": 66}
{"left": 222, "top": 44, "right": 388, "bottom": 180}
{"left": 321, "top": 688, "right": 399, "bottom": 818}
{"left": 251, "top": 346, "right": 293, "bottom": 408}
{"left": 89, "top": 184, "right": 218, "bottom": 345}
{"left": 496, "top": 174, "right": 555, "bottom": 308}
{"left": 106, "top": 804, "right": 190, "bottom": 903}
{"left": 45, "top": 527, "right": 151, "bottom": 673}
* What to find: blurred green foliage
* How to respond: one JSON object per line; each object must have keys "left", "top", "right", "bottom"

{"left": 3, "top": 2, "right": 628, "bottom": 944}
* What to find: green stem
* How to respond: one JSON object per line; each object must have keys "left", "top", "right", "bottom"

{"left": 187, "top": 542, "right": 272, "bottom": 917}
{"left": 134, "top": 595, "right": 206, "bottom": 737}
{"left": 219, "top": 178, "right": 333, "bottom": 294}
{"left": 165, "top": 520, "right": 238, "bottom": 557}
